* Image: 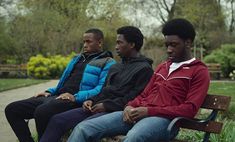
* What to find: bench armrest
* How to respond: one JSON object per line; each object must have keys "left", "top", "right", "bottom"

{"left": 166, "top": 110, "right": 218, "bottom": 140}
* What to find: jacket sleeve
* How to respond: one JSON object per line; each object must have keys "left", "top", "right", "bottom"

{"left": 88, "top": 86, "right": 107, "bottom": 103}
{"left": 147, "top": 68, "right": 210, "bottom": 119}
{"left": 102, "top": 67, "right": 153, "bottom": 112}
{"left": 74, "top": 59, "right": 116, "bottom": 103}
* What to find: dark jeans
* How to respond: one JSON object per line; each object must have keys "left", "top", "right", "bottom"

{"left": 5, "top": 96, "right": 80, "bottom": 142}
{"left": 40, "top": 107, "right": 107, "bottom": 142}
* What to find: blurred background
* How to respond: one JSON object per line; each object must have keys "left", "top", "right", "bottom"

{"left": 0, "top": 0, "right": 235, "bottom": 79}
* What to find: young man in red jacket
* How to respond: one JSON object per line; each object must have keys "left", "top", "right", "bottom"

{"left": 67, "top": 18, "right": 210, "bottom": 142}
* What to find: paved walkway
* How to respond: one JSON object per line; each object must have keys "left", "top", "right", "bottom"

{"left": 0, "top": 80, "right": 58, "bottom": 142}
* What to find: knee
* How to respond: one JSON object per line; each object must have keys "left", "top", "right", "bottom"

{"left": 5, "top": 102, "right": 17, "bottom": 116}
{"left": 73, "top": 122, "right": 91, "bottom": 137}
{"left": 125, "top": 129, "right": 145, "bottom": 142}
{"left": 73, "top": 122, "right": 86, "bottom": 134}
{"left": 49, "top": 114, "right": 66, "bottom": 128}
{"left": 34, "top": 106, "right": 48, "bottom": 120}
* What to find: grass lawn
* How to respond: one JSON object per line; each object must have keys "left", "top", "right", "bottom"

{"left": 208, "top": 81, "right": 235, "bottom": 101}
{"left": 0, "top": 78, "right": 48, "bottom": 92}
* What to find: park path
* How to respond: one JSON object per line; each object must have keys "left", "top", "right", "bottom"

{"left": 0, "top": 80, "right": 58, "bottom": 142}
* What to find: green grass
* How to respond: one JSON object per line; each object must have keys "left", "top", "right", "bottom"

{"left": 208, "top": 81, "right": 235, "bottom": 101}
{"left": 0, "top": 78, "right": 48, "bottom": 92}
{"left": 177, "top": 81, "right": 235, "bottom": 142}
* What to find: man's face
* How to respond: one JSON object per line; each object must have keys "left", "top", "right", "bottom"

{"left": 115, "top": 34, "right": 133, "bottom": 58}
{"left": 164, "top": 35, "right": 189, "bottom": 63}
{"left": 83, "top": 33, "right": 102, "bottom": 53}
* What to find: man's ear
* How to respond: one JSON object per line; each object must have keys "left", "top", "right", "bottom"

{"left": 98, "top": 40, "right": 103, "bottom": 47}
{"left": 185, "top": 39, "right": 192, "bottom": 47}
{"left": 129, "top": 43, "right": 135, "bottom": 49}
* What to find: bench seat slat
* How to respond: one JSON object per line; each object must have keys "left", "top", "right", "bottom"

{"left": 179, "top": 120, "right": 223, "bottom": 134}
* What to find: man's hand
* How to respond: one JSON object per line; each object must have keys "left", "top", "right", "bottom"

{"left": 34, "top": 92, "right": 51, "bottom": 97}
{"left": 123, "top": 106, "right": 148, "bottom": 123}
{"left": 91, "top": 103, "right": 105, "bottom": 113}
{"left": 128, "top": 107, "right": 148, "bottom": 121}
{"left": 83, "top": 100, "right": 93, "bottom": 111}
{"left": 123, "top": 106, "right": 135, "bottom": 123}
{"left": 56, "top": 93, "right": 75, "bottom": 102}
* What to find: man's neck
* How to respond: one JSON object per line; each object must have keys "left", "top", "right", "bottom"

{"left": 128, "top": 51, "right": 140, "bottom": 58}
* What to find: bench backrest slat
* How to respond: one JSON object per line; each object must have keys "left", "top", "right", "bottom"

{"left": 0, "top": 64, "right": 27, "bottom": 71}
{"left": 201, "top": 94, "right": 231, "bottom": 111}
{"left": 206, "top": 64, "right": 221, "bottom": 73}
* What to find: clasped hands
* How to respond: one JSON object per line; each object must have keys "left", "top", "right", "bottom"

{"left": 123, "top": 106, "right": 148, "bottom": 124}
{"left": 82, "top": 100, "right": 106, "bottom": 113}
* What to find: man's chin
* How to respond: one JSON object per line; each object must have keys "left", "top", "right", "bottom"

{"left": 168, "top": 57, "right": 174, "bottom": 61}
{"left": 168, "top": 57, "right": 179, "bottom": 62}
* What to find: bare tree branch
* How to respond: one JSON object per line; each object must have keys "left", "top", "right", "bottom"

{"left": 229, "top": 0, "right": 235, "bottom": 33}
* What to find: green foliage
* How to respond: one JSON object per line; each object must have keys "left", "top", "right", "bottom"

{"left": 204, "top": 44, "right": 235, "bottom": 78}
{"left": 176, "top": 129, "right": 203, "bottom": 142}
{"left": 27, "top": 53, "right": 75, "bottom": 79}
{"left": 2, "top": 0, "right": 128, "bottom": 63}
{"left": 222, "top": 102, "right": 235, "bottom": 120}
{"left": 229, "top": 70, "right": 235, "bottom": 80}
{"left": 27, "top": 55, "right": 51, "bottom": 79}
{"left": 209, "top": 119, "right": 235, "bottom": 142}
{"left": 174, "top": 0, "right": 227, "bottom": 53}
{"left": 0, "top": 18, "right": 15, "bottom": 63}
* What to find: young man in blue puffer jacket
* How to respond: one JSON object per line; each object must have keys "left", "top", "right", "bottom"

{"left": 5, "top": 28, "right": 115, "bottom": 142}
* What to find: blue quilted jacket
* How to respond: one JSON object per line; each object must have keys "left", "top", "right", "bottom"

{"left": 46, "top": 51, "right": 116, "bottom": 103}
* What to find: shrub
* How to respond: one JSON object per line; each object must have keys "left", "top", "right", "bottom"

{"left": 27, "top": 53, "right": 75, "bottom": 79}
{"left": 229, "top": 70, "right": 235, "bottom": 80}
{"left": 27, "top": 55, "right": 51, "bottom": 79}
{"left": 204, "top": 44, "right": 235, "bottom": 78}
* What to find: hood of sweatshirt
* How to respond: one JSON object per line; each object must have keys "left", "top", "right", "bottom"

{"left": 121, "top": 54, "right": 153, "bottom": 66}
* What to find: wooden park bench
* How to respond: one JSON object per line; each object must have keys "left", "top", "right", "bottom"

{"left": 164, "top": 94, "right": 231, "bottom": 142}
{"left": 206, "top": 63, "right": 222, "bottom": 80}
{"left": 0, "top": 64, "right": 27, "bottom": 78}
{"left": 107, "top": 94, "right": 231, "bottom": 142}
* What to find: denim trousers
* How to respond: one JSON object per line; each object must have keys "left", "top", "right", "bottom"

{"left": 68, "top": 111, "right": 177, "bottom": 142}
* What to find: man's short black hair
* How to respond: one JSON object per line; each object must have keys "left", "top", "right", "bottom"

{"left": 117, "top": 26, "right": 144, "bottom": 51}
{"left": 162, "top": 18, "right": 196, "bottom": 41}
{"left": 85, "top": 28, "right": 104, "bottom": 40}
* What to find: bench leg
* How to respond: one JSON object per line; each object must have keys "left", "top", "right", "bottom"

{"left": 203, "top": 132, "right": 210, "bottom": 142}
{"left": 216, "top": 73, "right": 220, "bottom": 80}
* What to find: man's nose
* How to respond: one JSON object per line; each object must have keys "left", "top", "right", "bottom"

{"left": 167, "top": 46, "right": 173, "bottom": 53}
{"left": 84, "top": 42, "right": 87, "bottom": 48}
